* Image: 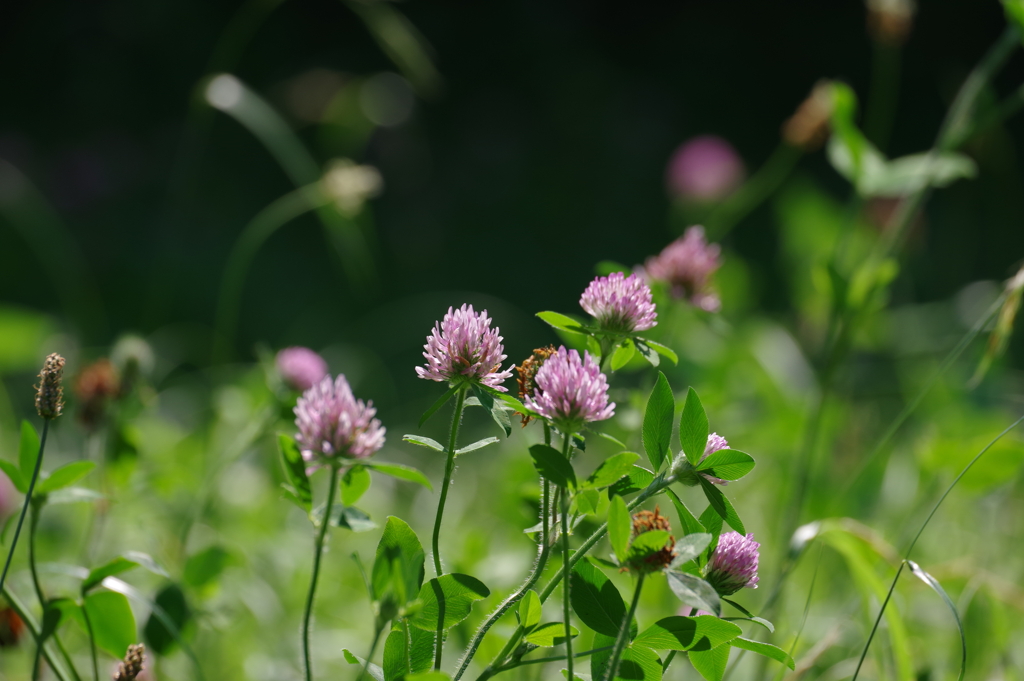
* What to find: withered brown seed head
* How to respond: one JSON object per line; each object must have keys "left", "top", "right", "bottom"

{"left": 515, "top": 345, "right": 556, "bottom": 426}
{"left": 74, "top": 359, "right": 121, "bottom": 431}
{"left": 781, "top": 81, "right": 834, "bottom": 152}
{"left": 114, "top": 643, "right": 145, "bottom": 681}
{"left": 628, "top": 507, "right": 676, "bottom": 574}
{"left": 35, "top": 353, "right": 66, "bottom": 421}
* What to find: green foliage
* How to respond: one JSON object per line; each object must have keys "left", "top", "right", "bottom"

{"left": 37, "top": 461, "right": 96, "bottom": 495}
{"left": 523, "top": 621, "right": 579, "bottom": 646}
{"left": 143, "top": 583, "right": 191, "bottom": 656}
{"left": 679, "top": 388, "right": 709, "bottom": 467}
{"left": 409, "top": 573, "right": 490, "bottom": 632}
{"left": 569, "top": 559, "right": 630, "bottom": 638}
{"left": 529, "top": 444, "right": 576, "bottom": 489}
{"left": 342, "top": 465, "right": 373, "bottom": 505}
{"left": 278, "top": 434, "right": 312, "bottom": 513}
{"left": 666, "top": 571, "right": 721, "bottom": 617}
{"left": 633, "top": 615, "right": 741, "bottom": 651}
{"left": 729, "top": 637, "right": 794, "bottom": 670}
{"left": 585, "top": 452, "right": 641, "bottom": 489}
{"left": 608, "top": 495, "right": 631, "bottom": 564}
{"left": 372, "top": 517, "right": 426, "bottom": 623}
{"left": 688, "top": 642, "right": 731, "bottom": 681}
{"left": 642, "top": 372, "right": 675, "bottom": 472}
{"left": 76, "top": 591, "right": 136, "bottom": 658}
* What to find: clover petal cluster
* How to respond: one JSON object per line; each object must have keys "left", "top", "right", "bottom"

{"left": 704, "top": 531, "right": 760, "bottom": 596}
{"left": 416, "top": 304, "right": 513, "bottom": 391}
{"left": 643, "top": 226, "right": 722, "bottom": 312}
{"left": 701, "top": 432, "right": 730, "bottom": 486}
{"left": 277, "top": 346, "right": 329, "bottom": 391}
{"left": 580, "top": 272, "right": 657, "bottom": 333}
{"left": 294, "top": 375, "right": 385, "bottom": 466}
{"left": 523, "top": 346, "right": 614, "bottom": 431}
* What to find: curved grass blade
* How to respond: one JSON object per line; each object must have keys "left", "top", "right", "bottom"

{"left": 907, "top": 561, "right": 965, "bottom": 681}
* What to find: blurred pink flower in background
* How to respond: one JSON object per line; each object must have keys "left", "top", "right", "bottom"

{"left": 276, "top": 346, "right": 329, "bottom": 391}
{"left": 666, "top": 135, "right": 745, "bottom": 201}
{"left": 0, "top": 470, "right": 15, "bottom": 520}
{"left": 643, "top": 226, "right": 723, "bottom": 312}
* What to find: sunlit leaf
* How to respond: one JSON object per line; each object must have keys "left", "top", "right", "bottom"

{"left": 729, "top": 637, "right": 794, "bottom": 670}
{"left": 642, "top": 372, "right": 674, "bottom": 472}
{"left": 409, "top": 573, "right": 490, "bottom": 632}
{"left": 37, "top": 461, "right": 96, "bottom": 495}
{"left": 680, "top": 388, "right": 709, "bottom": 467}
{"left": 523, "top": 621, "right": 579, "bottom": 647}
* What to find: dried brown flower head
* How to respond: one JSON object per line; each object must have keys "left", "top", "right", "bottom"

{"left": 74, "top": 358, "right": 121, "bottom": 431}
{"left": 867, "top": 0, "right": 915, "bottom": 46}
{"left": 114, "top": 643, "right": 145, "bottom": 681}
{"left": 515, "top": 345, "right": 556, "bottom": 426}
{"left": 627, "top": 507, "right": 676, "bottom": 574}
{"left": 781, "top": 81, "right": 834, "bottom": 152}
{"left": 35, "top": 354, "right": 66, "bottom": 420}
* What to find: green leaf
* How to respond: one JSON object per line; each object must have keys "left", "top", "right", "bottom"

{"left": 37, "top": 461, "right": 96, "bottom": 495}
{"left": 537, "top": 311, "right": 587, "bottom": 335}
{"left": 608, "top": 495, "right": 631, "bottom": 564}
{"left": 530, "top": 444, "right": 576, "bottom": 489}
{"left": 341, "top": 465, "right": 372, "bottom": 505}
{"left": 698, "top": 505, "right": 724, "bottom": 551}
{"left": 278, "top": 434, "right": 312, "bottom": 513}
{"left": 365, "top": 462, "right": 433, "bottom": 491}
{"left": 607, "top": 465, "right": 655, "bottom": 498}
{"left": 184, "top": 546, "right": 234, "bottom": 590}
{"left": 627, "top": 530, "right": 671, "bottom": 563}
{"left": 524, "top": 621, "right": 580, "bottom": 647}
{"left": 641, "top": 339, "right": 679, "bottom": 365}
{"left": 143, "top": 583, "right": 190, "bottom": 655}
{"left": 695, "top": 450, "right": 755, "bottom": 481}
{"left": 0, "top": 459, "right": 25, "bottom": 493}
{"left": 610, "top": 339, "right": 636, "bottom": 371}
{"left": 721, "top": 599, "right": 774, "bottom": 633}
{"left": 419, "top": 384, "right": 459, "bottom": 428}
{"left": 642, "top": 372, "right": 675, "bottom": 472}
{"left": 519, "top": 590, "right": 542, "bottom": 630}
{"left": 597, "top": 432, "right": 627, "bottom": 449}
{"left": 383, "top": 624, "right": 434, "bottom": 680}
{"left": 343, "top": 649, "right": 386, "bottom": 681}
{"left": 680, "top": 388, "right": 709, "bottom": 466}
{"left": 634, "top": 615, "right": 741, "bottom": 651}
{"left": 336, "top": 506, "right": 378, "bottom": 532}
{"left": 666, "top": 490, "right": 706, "bottom": 540}
{"left": 729, "top": 637, "right": 794, "bottom": 670}
{"left": 18, "top": 421, "right": 39, "bottom": 478}
{"left": 586, "top": 452, "right": 641, "bottom": 489}
{"left": 79, "top": 591, "right": 136, "bottom": 658}
{"left": 409, "top": 573, "right": 490, "bottom": 632}
{"left": 456, "top": 437, "right": 500, "bottom": 455}
{"left": 403, "top": 434, "right": 446, "bottom": 452}
{"left": 471, "top": 384, "right": 512, "bottom": 437}
{"left": 47, "top": 487, "right": 104, "bottom": 505}
{"left": 698, "top": 479, "right": 745, "bottom": 535}
{"left": 633, "top": 339, "right": 660, "bottom": 367}
{"left": 83, "top": 552, "right": 167, "bottom": 593}
{"left": 569, "top": 560, "right": 626, "bottom": 637}
{"left": 667, "top": 571, "right": 721, "bottom": 616}
{"left": 670, "top": 533, "right": 712, "bottom": 568}
{"left": 688, "top": 642, "right": 731, "bottom": 681}
{"left": 907, "top": 560, "right": 965, "bottom": 681}
{"left": 1007, "top": 0, "right": 1024, "bottom": 35}
{"left": 406, "top": 672, "right": 452, "bottom": 681}
{"left": 41, "top": 597, "right": 77, "bottom": 641}
{"left": 576, "top": 489, "right": 602, "bottom": 515}
{"left": 591, "top": 636, "right": 662, "bottom": 681}
{"left": 372, "top": 517, "right": 426, "bottom": 620}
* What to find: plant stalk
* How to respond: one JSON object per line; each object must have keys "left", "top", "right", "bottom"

{"left": 302, "top": 464, "right": 341, "bottom": 681}
{"left": 603, "top": 573, "right": 645, "bottom": 681}
{"left": 560, "top": 432, "right": 575, "bottom": 681}
{"left": 0, "top": 420, "right": 49, "bottom": 594}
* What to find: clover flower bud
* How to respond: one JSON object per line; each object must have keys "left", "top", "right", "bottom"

{"left": 523, "top": 346, "right": 614, "bottom": 433}
{"left": 666, "top": 135, "right": 745, "bottom": 202}
{"left": 114, "top": 644, "right": 146, "bottom": 681}
{"left": 671, "top": 432, "right": 731, "bottom": 486}
{"left": 642, "top": 226, "right": 722, "bottom": 312}
{"left": 704, "top": 532, "right": 760, "bottom": 596}
{"left": 35, "top": 353, "right": 66, "bottom": 420}
{"left": 276, "top": 346, "right": 329, "bottom": 392}
{"left": 626, "top": 507, "right": 676, "bottom": 574}
{"left": 580, "top": 272, "right": 657, "bottom": 334}
{"left": 294, "top": 375, "right": 385, "bottom": 469}
{"left": 416, "top": 304, "right": 513, "bottom": 391}
{"left": 515, "top": 345, "right": 556, "bottom": 426}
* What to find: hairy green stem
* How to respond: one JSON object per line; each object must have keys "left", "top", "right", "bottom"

{"left": 358, "top": 626, "right": 384, "bottom": 681}
{"left": 0, "top": 420, "right": 49, "bottom": 594}
{"left": 303, "top": 465, "right": 341, "bottom": 681}
{"left": 559, "top": 433, "right": 576, "bottom": 681}
{"left": 662, "top": 650, "right": 677, "bottom": 673}
{"left": 603, "top": 573, "right": 645, "bottom": 681}
{"left": 495, "top": 646, "right": 612, "bottom": 672}
{"left": 29, "top": 503, "right": 47, "bottom": 681}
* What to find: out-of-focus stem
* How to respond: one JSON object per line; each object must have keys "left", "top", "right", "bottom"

{"left": 0, "top": 420, "right": 49, "bottom": 593}
{"left": 864, "top": 41, "right": 903, "bottom": 152}
{"left": 603, "top": 574, "right": 645, "bottom": 681}
{"left": 705, "top": 142, "right": 802, "bottom": 241}
{"left": 559, "top": 433, "right": 574, "bottom": 681}
{"left": 302, "top": 465, "right": 341, "bottom": 681}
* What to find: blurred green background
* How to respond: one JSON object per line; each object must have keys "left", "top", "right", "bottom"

{"left": 2, "top": 1, "right": 1024, "bottom": 680}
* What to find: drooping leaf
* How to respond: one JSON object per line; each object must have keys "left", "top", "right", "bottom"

{"left": 47, "top": 487, "right": 104, "bottom": 505}
{"left": 471, "top": 383, "right": 512, "bottom": 437}
{"left": 633, "top": 615, "right": 741, "bottom": 651}
{"left": 278, "top": 434, "right": 312, "bottom": 512}
{"left": 721, "top": 598, "right": 773, "bottom": 633}
{"left": 418, "top": 384, "right": 459, "bottom": 428}
{"left": 688, "top": 642, "right": 731, "bottom": 681}
{"left": 83, "top": 552, "right": 167, "bottom": 593}
{"left": 669, "top": 534, "right": 712, "bottom": 568}
{"left": 335, "top": 506, "right": 378, "bottom": 532}
{"left": 642, "top": 372, "right": 675, "bottom": 472}
{"left": 729, "top": 637, "right": 794, "bottom": 670}
{"left": 679, "top": 388, "right": 709, "bottom": 467}
{"left": 143, "top": 583, "right": 191, "bottom": 656}
{"left": 530, "top": 444, "right": 576, "bottom": 489}
{"left": 569, "top": 560, "right": 626, "bottom": 637}
{"left": 666, "top": 571, "right": 721, "bottom": 617}
{"left": 695, "top": 450, "right": 755, "bottom": 481}
{"left": 586, "top": 452, "right": 641, "bottom": 489}
{"left": 365, "top": 462, "right": 433, "bottom": 490}
{"left": 455, "top": 437, "right": 500, "bottom": 456}
{"left": 641, "top": 339, "right": 678, "bottom": 365}
{"left": 409, "top": 573, "right": 490, "bottom": 632}
{"left": 383, "top": 623, "right": 433, "bottom": 680}
{"left": 523, "top": 622, "right": 579, "bottom": 647}
{"left": 341, "top": 465, "right": 372, "bottom": 505}
{"left": 78, "top": 591, "right": 136, "bottom": 658}
{"left": 607, "top": 465, "right": 655, "bottom": 498}
{"left": 907, "top": 560, "right": 965, "bottom": 681}
{"left": 18, "top": 420, "right": 40, "bottom": 478}
{"left": 371, "top": 517, "right": 426, "bottom": 620}
{"left": 597, "top": 432, "right": 627, "bottom": 449}
{"left": 633, "top": 339, "right": 660, "bottom": 368}
{"left": 343, "top": 649, "right": 386, "bottom": 681}
{"left": 184, "top": 546, "right": 234, "bottom": 590}
{"left": 519, "top": 590, "right": 542, "bottom": 631}
{"left": 536, "top": 311, "right": 587, "bottom": 335}
{"left": 697, "top": 479, "right": 745, "bottom": 535}
{"left": 608, "top": 495, "right": 631, "bottom": 564}
{"left": 37, "top": 461, "right": 96, "bottom": 495}
{"left": 610, "top": 339, "right": 636, "bottom": 371}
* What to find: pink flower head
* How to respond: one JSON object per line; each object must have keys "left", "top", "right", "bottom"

{"left": 700, "top": 433, "right": 730, "bottom": 486}
{"left": 294, "top": 375, "right": 385, "bottom": 467}
{"left": 643, "top": 226, "right": 722, "bottom": 312}
{"left": 580, "top": 272, "right": 657, "bottom": 333}
{"left": 416, "top": 304, "right": 513, "bottom": 391}
{"left": 666, "top": 135, "right": 745, "bottom": 202}
{"left": 277, "top": 346, "right": 329, "bottom": 391}
{"left": 705, "top": 532, "right": 760, "bottom": 596}
{"left": 523, "top": 346, "right": 615, "bottom": 432}
{"left": 0, "top": 469, "right": 15, "bottom": 520}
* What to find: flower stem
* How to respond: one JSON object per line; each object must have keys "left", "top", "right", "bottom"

{"left": 560, "top": 432, "right": 575, "bottom": 681}
{"left": 81, "top": 602, "right": 100, "bottom": 681}
{"left": 431, "top": 384, "right": 468, "bottom": 669}
{"left": 358, "top": 625, "right": 384, "bottom": 681}
{"left": 302, "top": 464, "right": 341, "bottom": 681}
{"left": 0, "top": 420, "right": 49, "bottom": 594}
{"left": 1, "top": 585, "right": 75, "bottom": 681}
{"left": 603, "top": 573, "right": 645, "bottom": 681}
{"left": 29, "top": 502, "right": 47, "bottom": 681}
